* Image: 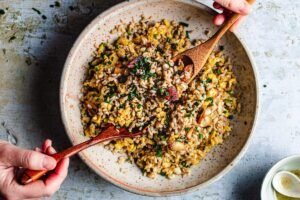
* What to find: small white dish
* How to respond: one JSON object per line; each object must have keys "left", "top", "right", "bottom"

{"left": 261, "top": 155, "right": 300, "bottom": 200}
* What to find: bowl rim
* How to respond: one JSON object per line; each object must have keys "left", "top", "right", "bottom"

{"left": 261, "top": 154, "right": 300, "bottom": 200}
{"left": 59, "top": 0, "right": 260, "bottom": 196}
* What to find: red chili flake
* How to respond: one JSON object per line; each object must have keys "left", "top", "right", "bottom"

{"left": 166, "top": 86, "right": 179, "bottom": 101}
{"left": 127, "top": 56, "right": 142, "bottom": 68}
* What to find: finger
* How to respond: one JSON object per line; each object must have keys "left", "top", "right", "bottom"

{"left": 213, "top": 2, "right": 224, "bottom": 10}
{"left": 14, "top": 159, "right": 69, "bottom": 199}
{"left": 46, "top": 146, "right": 56, "bottom": 155}
{"left": 213, "top": 14, "right": 226, "bottom": 26}
{"left": 214, "top": 0, "right": 251, "bottom": 15}
{"left": 230, "top": 16, "right": 247, "bottom": 31}
{"left": 15, "top": 180, "right": 54, "bottom": 198}
{"left": 24, "top": 198, "right": 40, "bottom": 200}
{"left": 42, "top": 139, "right": 52, "bottom": 153}
{"left": 34, "top": 147, "right": 41, "bottom": 152}
{"left": 1, "top": 145, "right": 56, "bottom": 170}
{"left": 43, "top": 158, "right": 70, "bottom": 195}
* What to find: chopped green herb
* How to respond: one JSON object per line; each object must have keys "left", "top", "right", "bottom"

{"left": 32, "top": 8, "right": 41, "bottom": 15}
{"left": 213, "top": 68, "right": 221, "bottom": 75}
{"left": 158, "top": 88, "right": 169, "bottom": 97}
{"left": 228, "top": 115, "right": 234, "bottom": 120}
{"left": 206, "top": 78, "right": 212, "bottom": 83}
{"left": 166, "top": 37, "right": 171, "bottom": 43}
{"left": 224, "top": 99, "right": 233, "bottom": 104}
{"left": 118, "top": 75, "right": 127, "bottom": 83}
{"left": 184, "top": 112, "right": 192, "bottom": 118}
{"left": 198, "top": 133, "right": 203, "bottom": 139}
{"left": 209, "top": 130, "right": 214, "bottom": 135}
{"left": 127, "top": 31, "right": 132, "bottom": 35}
{"left": 153, "top": 33, "right": 158, "bottom": 39}
{"left": 155, "top": 145, "right": 163, "bottom": 157}
{"left": 131, "top": 56, "right": 154, "bottom": 80}
{"left": 184, "top": 127, "right": 190, "bottom": 132}
{"left": 179, "top": 22, "right": 189, "bottom": 27}
{"left": 155, "top": 46, "right": 164, "bottom": 54}
{"left": 137, "top": 104, "right": 142, "bottom": 109}
{"left": 219, "top": 45, "right": 224, "bottom": 51}
{"left": 186, "top": 31, "right": 191, "bottom": 39}
{"left": 181, "top": 161, "right": 189, "bottom": 168}
{"left": 128, "top": 86, "right": 141, "bottom": 101}
{"left": 171, "top": 43, "right": 178, "bottom": 50}
{"left": 176, "top": 137, "right": 185, "bottom": 142}
{"left": 205, "top": 97, "right": 214, "bottom": 106}
{"left": 160, "top": 172, "right": 166, "bottom": 176}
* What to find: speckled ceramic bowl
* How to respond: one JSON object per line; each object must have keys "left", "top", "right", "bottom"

{"left": 60, "top": 0, "right": 258, "bottom": 196}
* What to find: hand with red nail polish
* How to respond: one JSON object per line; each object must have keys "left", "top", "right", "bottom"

{"left": 212, "top": 0, "right": 252, "bottom": 31}
{"left": 0, "top": 139, "right": 69, "bottom": 200}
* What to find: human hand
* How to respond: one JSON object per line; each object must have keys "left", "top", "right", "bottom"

{"left": 212, "top": 0, "right": 252, "bottom": 31}
{"left": 0, "top": 139, "right": 69, "bottom": 200}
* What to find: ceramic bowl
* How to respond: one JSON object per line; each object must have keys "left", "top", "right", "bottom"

{"left": 261, "top": 155, "right": 300, "bottom": 200}
{"left": 60, "top": 0, "right": 258, "bottom": 196}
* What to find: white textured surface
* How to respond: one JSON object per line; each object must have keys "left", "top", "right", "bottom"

{"left": 0, "top": 0, "right": 299, "bottom": 199}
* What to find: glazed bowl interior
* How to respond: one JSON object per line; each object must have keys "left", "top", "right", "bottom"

{"left": 60, "top": 0, "right": 258, "bottom": 196}
{"left": 261, "top": 155, "right": 300, "bottom": 200}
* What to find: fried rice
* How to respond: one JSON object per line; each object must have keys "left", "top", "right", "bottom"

{"left": 80, "top": 16, "right": 238, "bottom": 178}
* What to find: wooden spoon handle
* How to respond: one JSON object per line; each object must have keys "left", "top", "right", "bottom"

{"left": 19, "top": 126, "right": 119, "bottom": 185}
{"left": 210, "top": 0, "right": 256, "bottom": 42}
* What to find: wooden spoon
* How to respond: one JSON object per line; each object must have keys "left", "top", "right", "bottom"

{"left": 174, "top": 0, "right": 255, "bottom": 132}
{"left": 173, "top": 0, "right": 255, "bottom": 84}
{"left": 19, "top": 126, "right": 143, "bottom": 185}
{"left": 20, "top": 0, "right": 255, "bottom": 185}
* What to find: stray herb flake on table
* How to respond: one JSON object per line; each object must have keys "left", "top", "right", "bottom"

{"left": 54, "top": 1, "right": 61, "bottom": 7}
{"left": 0, "top": 9, "right": 5, "bottom": 15}
{"left": 32, "top": 8, "right": 41, "bottom": 15}
{"left": 8, "top": 36, "right": 16, "bottom": 43}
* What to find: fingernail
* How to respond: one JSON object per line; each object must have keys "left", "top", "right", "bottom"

{"left": 42, "top": 156, "right": 56, "bottom": 170}
{"left": 239, "top": 2, "right": 251, "bottom": 15}
{"left": 49, "top": 146, "right": 56, "bottom": 154}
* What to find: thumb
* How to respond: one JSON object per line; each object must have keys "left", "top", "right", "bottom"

{"left": 214, "top": 0, "right": 251, "bottom": 15}
{"left": 1, "top": 143, "right": 57, "bottom": 170}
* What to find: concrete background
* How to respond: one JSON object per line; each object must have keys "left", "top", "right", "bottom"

{"left": 0, "top": 0, "right": 299, "bottom": 199}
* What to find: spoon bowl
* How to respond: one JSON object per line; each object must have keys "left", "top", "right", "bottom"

{"left": 272, "top": 171, "right": 300, "bottom": 198}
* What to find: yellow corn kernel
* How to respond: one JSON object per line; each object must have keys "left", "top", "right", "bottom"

{"left": 97, "top": 43, "right": 106, "bottom": 54}
{"left": 117, "top": 37, "right": 129, "bottom": 45}
{"left": 163, "top": 19, "right": 170, "bottom": 27}
{"left": 92, "top": 115, "right": 102, "bottom": 125}
{"left": 116, "top": 48, "right": 126, "bottom": 58}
